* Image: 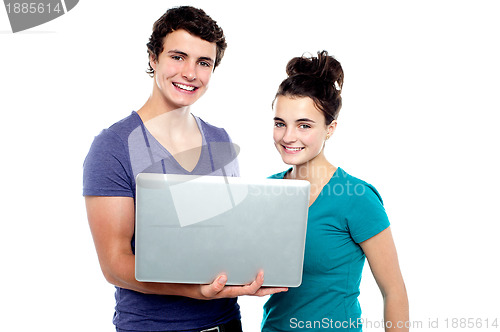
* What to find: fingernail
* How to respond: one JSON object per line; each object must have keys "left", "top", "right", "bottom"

{"left": 218, "top": 275, "right": 227, "bottom": 285}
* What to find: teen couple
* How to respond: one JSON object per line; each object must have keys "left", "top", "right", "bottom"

{"left": 83, "top": 6, "right": 409, "bottom": 332}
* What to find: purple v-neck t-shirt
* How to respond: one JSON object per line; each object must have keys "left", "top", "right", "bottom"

{"left": 83, "top": 111, "right": 240, "bottom": 331}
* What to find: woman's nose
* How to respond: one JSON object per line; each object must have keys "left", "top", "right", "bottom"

{"left": 282, "top": 128, "right": 297, "bottom": 143}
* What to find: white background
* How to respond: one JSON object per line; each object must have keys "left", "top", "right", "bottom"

{"left": 1, "top": 0, "right": 499, "bottom": 331}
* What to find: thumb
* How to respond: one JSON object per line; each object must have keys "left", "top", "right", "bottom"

{"left": 202, "top": 275, "right": 227, "bottom": 299}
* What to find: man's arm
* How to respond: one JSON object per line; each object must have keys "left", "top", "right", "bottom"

{"left": 85, "top": 196, "right": 287, "bottom": 299}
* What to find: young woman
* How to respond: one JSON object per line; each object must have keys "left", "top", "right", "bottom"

{"left": 261, "top": 51, "right": 409, "bottom": 331}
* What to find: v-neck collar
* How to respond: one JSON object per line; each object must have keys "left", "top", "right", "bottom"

{"left": 133, "top": 111, "right": 207, "bottom": 174}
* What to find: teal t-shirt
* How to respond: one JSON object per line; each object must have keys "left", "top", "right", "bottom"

{"left": 261, "top": 167, "right": 390, "bottom": 331}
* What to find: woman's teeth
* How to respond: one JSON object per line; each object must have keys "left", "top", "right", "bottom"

{"left": 284, "top": 146, "right": 304, "bottom": 152}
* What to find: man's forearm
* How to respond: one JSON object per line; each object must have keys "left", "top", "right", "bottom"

{"left": 101, "top": 252, "right": 204, "bottom": 299}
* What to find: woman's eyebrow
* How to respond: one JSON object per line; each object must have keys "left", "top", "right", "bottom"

{"left": 273, "top": 117, "right": 316, "bottom": 123}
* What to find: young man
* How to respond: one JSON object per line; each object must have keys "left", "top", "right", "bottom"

{"left": 83, "top": 6, "right": 286, "bottom": 332}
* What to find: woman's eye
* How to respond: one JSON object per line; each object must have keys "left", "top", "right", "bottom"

{"left": 299, "top": 124, "right": 311, "bottom": 129}
{"left": 172, "top": 55, "right": 183, "bottom": 61}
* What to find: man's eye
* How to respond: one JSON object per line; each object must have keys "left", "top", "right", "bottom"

{"left": 274, "top": 122, "right": 285, "bottom": 128}
{"left": 199, "top": 61, "right": 212, "bottom": 67}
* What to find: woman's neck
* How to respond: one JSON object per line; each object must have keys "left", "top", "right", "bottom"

{"left": 288, "top": 153, "right": 337, "bottom": 206}
{"left": 289, "top": 153, "right": 334, "bottom": 181}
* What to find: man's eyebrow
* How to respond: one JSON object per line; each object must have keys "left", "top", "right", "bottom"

{"left": 167, "top": 50, "right": 214, "bottom": 63}
{"left": 296, "top": 118, "right": 315, "bottom": 123}
{"left": 198, "top": 56, "right": 214, "bottom": 63}
{"left": 167, "top": 50, "right": 188, "bottom": 56}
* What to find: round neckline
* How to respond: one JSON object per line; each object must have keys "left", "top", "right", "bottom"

{"left": 281, "top": 167, "right": 341, "bottom": 208}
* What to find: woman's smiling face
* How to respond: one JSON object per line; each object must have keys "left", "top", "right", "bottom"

{"left": 273, "top": 95, "right": 336, "bottom": 167}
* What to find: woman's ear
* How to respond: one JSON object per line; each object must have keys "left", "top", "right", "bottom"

{"left": 326, "top": 120, "right": 337, "bottom": 140}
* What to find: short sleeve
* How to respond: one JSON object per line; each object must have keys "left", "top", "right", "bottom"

{"left": 224, "top": 157, "right": 240, "bottom": 177}
{"left": 345, "top": 183, "right": 390, "bottom": 243}
{"left": 224, "top": 133, "right": 240, "bottom": 177}
{"left": 203, "top": 122, "right": 240, "bottom": 177}
{"left": 82, "top": 129, "right": 134, "bottom": 197}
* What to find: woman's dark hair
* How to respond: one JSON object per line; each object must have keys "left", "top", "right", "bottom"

{"left": 274, "top": 50, "right": 344, "bottom": 124}
{"left": 146, "top": 6, "right": 227, "bottom": 77}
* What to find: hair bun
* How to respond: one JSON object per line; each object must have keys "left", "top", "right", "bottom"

{"left": 285, "top": 50, "right": 343, "bottom": 91}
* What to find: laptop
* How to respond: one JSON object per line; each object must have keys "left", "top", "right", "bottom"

{"left": 134, "top": 173, "right": 310, "bottom": 287}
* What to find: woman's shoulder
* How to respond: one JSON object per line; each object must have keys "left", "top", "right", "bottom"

{"left": 268, "top": 168, "right": 292, "bottom": 179}
{"left": 331, "top": 167, "right": 384, "bottom": 204}
{"left": 334, "top": 167, "right": 375, "bottom": 188}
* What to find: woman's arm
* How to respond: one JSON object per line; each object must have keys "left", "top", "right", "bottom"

{"left": 360, "top": 227, "right": 409, "bottom": 331}
{"left": 85, "top": 196, "right": 287, "bottom": 299}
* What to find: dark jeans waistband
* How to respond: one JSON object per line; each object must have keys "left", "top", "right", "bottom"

{"left": 116, "top": 319, "right": 243, "bottom": 332}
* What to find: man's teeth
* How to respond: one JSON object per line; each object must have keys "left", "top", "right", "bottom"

{"left": 174, "top": 83, "right": 196, "bottom": 91}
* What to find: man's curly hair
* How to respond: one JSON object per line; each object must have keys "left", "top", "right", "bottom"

{"left": 146, "top": 6, "right": 227, "bottom": 77}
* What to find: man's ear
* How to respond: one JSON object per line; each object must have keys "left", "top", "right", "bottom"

{"left": 149, "top": 53, "right": 157, "bottom": 72}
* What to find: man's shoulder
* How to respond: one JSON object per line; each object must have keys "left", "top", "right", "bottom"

{"left": 196, "top": 117, "right": 231, "bottom": 142}
{"left": 89, "top": 111, "right": 142, "bottom": 153}
{"left": 106, "top": 111, "right": 142, "bottom": 137}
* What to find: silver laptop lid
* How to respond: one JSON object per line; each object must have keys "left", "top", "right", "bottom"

{"left": 135, "top": 173, "right": 310, "bottom": 287}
